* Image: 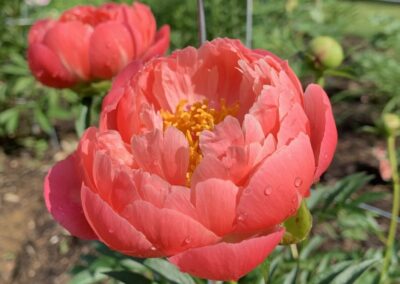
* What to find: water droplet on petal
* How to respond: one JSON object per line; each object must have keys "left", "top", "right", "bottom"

{"left": 243, "top": 188, "right": 252, "bottom": 195}
{"left": 237, "top": 212, "right": 247, "bottom": 222}
{"left": 183, "top": 236, "right": 192, "bottom": 244}
{"left": 150, "top": 246, "right": 157, "bottom": 251}
{"left": 264, "top": 185, "right": 272, "bottom": 196}
{"left": 294, "top": 177, "right": 303, "bottom": 188}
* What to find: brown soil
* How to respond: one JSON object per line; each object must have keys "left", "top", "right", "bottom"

{"left": 0, "top": 138, "right": 91, "bottom": 284}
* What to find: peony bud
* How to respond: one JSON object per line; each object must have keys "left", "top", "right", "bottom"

{"left": 310, "top": 36, "right": 344, "bottom": 69}
{"left": 383, "top": 113, "right": 400, "bottom": 136}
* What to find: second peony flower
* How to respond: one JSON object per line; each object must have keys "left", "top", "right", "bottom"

{"left": 44, "top": 38, "right": 337, "bottom": 281}
{"left": 28, "top": 2, "right": 170, "bottom": 88}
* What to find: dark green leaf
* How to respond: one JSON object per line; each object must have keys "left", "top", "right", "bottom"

{"left": 34, "top": 107, "right": 53, "bottom": 135}
{"left": 144, "top": 258, "right": 195, "bottom": 284}
{"left": 104, "top": 271, "right": 152, "bottom": 284}
{"left": 331, "top": 259, "right": 378, "bottom": 284}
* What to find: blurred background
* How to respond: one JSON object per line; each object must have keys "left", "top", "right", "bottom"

{"left": 0, "top": 0, "right": 399, "bottom": 283}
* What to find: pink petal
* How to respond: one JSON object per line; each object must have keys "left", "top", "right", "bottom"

{"left": 89, "top": 21, "right": 134, "bottom": 79}
{"left": 131, "top": 130, "right": 164, "bottom": 176}
{"left": 122, "top": 2, "right": 156, "bottom": 57}
{"left": 44, "top": 154, "right": 96, "bottom": 239}
{"left": 243, "top": 114, "right": 264, "bottom": 144}
{"left": 277, "top": 103, "right": 310, "bottom": 148}
{"left": 141, "top": 25, "right": 170, "bottom": 61}
{"left": 81, "top": 184, "right": 159, "bottom": 257}
{"left": 132, "top": 128, "right": 189, "bottom": 185}
{"left": 191, "top": 155, "right": 229, "bottom": 187}
{"left": 200, "top": 116, "right": 244, "bottom": 158}
{"left": 43, "top": 21, "right": 92, "bottom": 80}
{"left": 161, "top": 127, "right": 190, "bottom": 185}
{"left": 304, "top": 84, "right": 337, "bottom": 180}
{"left": 28, "top": 43, "right": 76, "bottom": 88}
{"left": 110, "top": 60, "right": 143, "bottom": 92}
{"left": 193, "top": 179, "right": 239, "bottom": 236}
{"left": 164, "top": 186, "right": 199, "bottom": 219}
{"left": 249, "top": 88, "right": 279, "bottom": 136}
{"left": 122, "top": 200, "right": 219, "bottom": 255}
{"left": 169, "top": 228, "right": 284, "bottom": 281}
{"left": 236, "top": 133, "right": 315, "bottom": 233}
{"left": 28, "top": 19, "right": 54, "bottom": 45}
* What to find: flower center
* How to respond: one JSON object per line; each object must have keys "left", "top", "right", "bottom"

{"left": 161, "top": 99, "right": 239, "bottom": 184}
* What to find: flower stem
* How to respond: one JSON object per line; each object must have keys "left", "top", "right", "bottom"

{"left": 379, "top": 135, "right": 400, "bottom": 284}
{"left": 290, "top": 244, "right": 299, "bottom": 259}
{"left": 246, "top": 0, "right": 253, "bottom": 48}
{"left": 197, "top": 0, "right": 206, "bottom": 45}
{"left": 82, "top": 96, "right": 93, "bottom": 129}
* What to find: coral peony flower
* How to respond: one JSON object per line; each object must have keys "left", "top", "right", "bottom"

{"left": 28, "top": 2, "right": 169, "bottom": 88}
{"left": 45, "top": 39, "right": 337, "bottom": 280}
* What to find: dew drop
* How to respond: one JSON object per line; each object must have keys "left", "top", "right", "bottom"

{"left": 263, "top": 185, "right": 272, "bottom": 196}
{"left": 243, "top": 188, "right": 252, "bottom": 195}
{"left": 294, "top": 177, "right": 303, "bottom": 188}
{"left": 237, "top": 212, "right": 247, "bottom": 222}
{"left": 183, "top": 236, "right": 192, "bottom": 245}
{"left": 150, "top": 246, "right": 157, "bottom": 251}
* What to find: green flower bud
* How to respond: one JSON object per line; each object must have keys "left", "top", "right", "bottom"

{"left": 383, "top": 113, "right": 400, "bottom": 136}
{"left": 310, "top": 36, "right": 344, "bottom": 69}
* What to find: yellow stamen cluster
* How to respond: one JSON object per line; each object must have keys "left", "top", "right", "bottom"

{"left": 161, "top": 99, "right": 239, "bottom": 184}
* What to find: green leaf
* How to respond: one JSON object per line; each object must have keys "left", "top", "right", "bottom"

{"left": 103, "top": 271, "right": 151, "bottom": 284}
{"left": 331, "top": 259, "right": 378, "bottom": 284}
{"left": 312, "top": 260, "right": 352, "bottom": 284}
{"left": 299, "top": 236, "right": 324, "bottom": 260}
{"left": 143, "top": 258, "right": 195, "bottom": 284}
{"left": 0, "top": 108, "right": 19, "bottom": 135}
{"left": 12, "top": 76, "right": 35, "bottom": 95}
{"left": 69, "top": 267, "right": 108, "bottom": 284}
{"left": 34, "top": 107, "right": 53, "bottom": 135}
{"left": 282, "top": 201, "right": 312, "bottom": 245}
{"left": 283, "top": 267, "right": 298, "bottom": 284}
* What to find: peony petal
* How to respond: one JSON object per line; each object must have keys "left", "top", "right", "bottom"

{"left": 43, "top": 21, "right": 92, "bottom": 80}
{"left": 169, "top": 228, "right": 284, "bottom": 281}
{"left": 141, "top": 25, "right": 170, "bottom": 61}
{"left": 44, "top": 154, "right": 96, "bottom": 239}
{"left": 28, "top": 19, "right": 54, "bottom": 45}
{"left": 243, "top": 114, "right": 264, "bottom": 144}
{"left": 191, "top": 155, "right": 229, "bottom": 187}
{"left": 28, "top": 43, "right": 76, "bottom": 88}
{"left": 193, "top": 179, "right": 239, "bottom": 236}
{"left": 162, "top": 127, "right": 190, "bottom": 185}
{"left": 122, "top": 200, "right": 219, "bottom": 255}
{"left": 89, "top": 21, "right": 134, "bottom": 79}
{"left": 81, "top": 184, "right": 159, "bottom": 257}
{"left": 122, "top": 2, "right": 156, "bottom": 57}
{"left": 304, "top": 84, "right": 337, "bottom": 181}
{"left": 200, "top": 116, "right": 244, "bottom": 158}
{"left": 110, "top": 60, "right": 143, "bottom": 92}
{"left": 249, "top": 87, "right": 279, "bottom": 136}
{"left": 236, "top": 133, "right": 315, "bottom": 233}
{"left": 277, "top": 103, "right": 310, "bottom": 148}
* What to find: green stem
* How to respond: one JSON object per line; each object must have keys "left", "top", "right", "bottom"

{"left": 290, "top": 244, "right": 299, "bottom": 259}
{"left": 316, "top": 70, "right": 325, "bottom": 87}
{"left": 379, "top": 135, "right": 400, "bottom": 284}
{"left": 82, "top": 96, "right": 93, "bottom": 129}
